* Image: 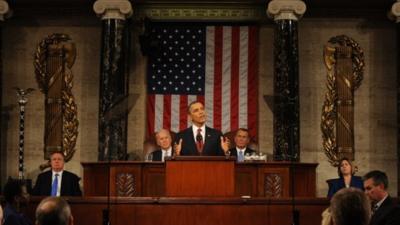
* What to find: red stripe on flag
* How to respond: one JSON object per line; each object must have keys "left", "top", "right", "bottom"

{"left": 213, "top": 26, "right": 223, "bottom": 130}
{"left": 147, "top": 95, "right": 156, "bottom": 137}
{"left": 179, "top": 96, "right": 188, "bottom": 130}
{"left": 197, "top": 95, "right": 205, "bottom": 106}
{"left": 163, "top": 95, "right": 171, "bottom": 129}
{"left": 247, "top": 26, "right": 258, "bottom": 139}
{"left": 230, "top": 27, "right": 240, "bottom": 131}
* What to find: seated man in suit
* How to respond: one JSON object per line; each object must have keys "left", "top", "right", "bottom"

{"left": 229, "top": 128, "right": 255, "bottom": 162}
{"left": 32, "top": 151, "right": 82, "bottom": 196}
{"left": 36, "top": 197, "right": 73, "bottom": 225}
{"left": 175, "top": 101, "right": 229, "bottom": 156}
{"left": 151, "top": 129, "right": 173, "bottom": 162}
{"left": 363, "top": 170, "right": 400, "bottom": 225}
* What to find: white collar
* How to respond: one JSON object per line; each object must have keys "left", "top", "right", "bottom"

{"left": 236, "top": 147, "right": 246, "bottom": 152}
{"left": 162, "top": 147, "right": 172, "bottom": 153}
{"left": 375, "top": 193, "right": 389, "bottom": 209}
{"left": 52, "top": 170, "right": 63, "bottom": 176}
{"left": 192, "top": 124, "right": 206, "bottom": 133}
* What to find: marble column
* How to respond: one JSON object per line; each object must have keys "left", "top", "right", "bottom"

{"left": 390, "top": 0, "right": 400, "bottom": 196}
{"left": 0, "top": 0, "right": 9, "bottom": 188}
{"left": 94, "top": 0, "right": 132, "bottom": 161}
{"left": 267, "top": 0, "right": 306, "bottom": 161}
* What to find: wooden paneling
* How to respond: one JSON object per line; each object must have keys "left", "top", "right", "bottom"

{"left": 142, "top": 163, "right": 165, "bottom": 196}
{"left": 235, "top": 163, "right": 258, "bottom": 196}
{"left": 82, "top": 161, "right": 318, "bottom": 198}
{"left": 165, "top": 157, "right": 235, "bottom": 197}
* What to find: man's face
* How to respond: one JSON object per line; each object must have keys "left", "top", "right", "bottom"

{"left": 364, "top": 178, "right": 384, "bottom": 204}
{"left": 189, "top": 102, "right": 206, "bottom": 126}
{"left": 50, "top": 153, "right": 65, "bottom": 172}
{"left": 234, "top": 130, "right": 250, "bottom": 149}
{"left": 156, "top": 130, "right": 172, "bottom": 150}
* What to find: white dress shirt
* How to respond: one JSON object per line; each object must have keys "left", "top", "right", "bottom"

{"left": 192, "top": 124, "right": 205, "bottom": 142}
{"left": 162, "top": 147, "right": 172, "bottom": 162}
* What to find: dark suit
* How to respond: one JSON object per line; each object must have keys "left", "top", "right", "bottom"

{"left": 32, "top": 170, "right": 82, "bottom": 196}
{"left": 229, "top": 147, "right": 255, "bottom": 158}
{"left": 175, "top": 126, "right": 224, "bottom": 156}
{"left": 370, "top": 196, "right": 400, "bottom": 225}
{"left": 151, "top": 149, "right": 173, "bottom": 161}
{"left": 3, "top": 204, "right": 32, "bottom": 225}
{"left": 326, "top": 176, "right": 364, "bottom": 198}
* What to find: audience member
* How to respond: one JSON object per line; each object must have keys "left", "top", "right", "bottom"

{"left": 151, "top": 129, "right": 173, "bottom": 162}
{"left": 228, "top": 128, "right": 255, "bottom": 162}
{"left": 0, "top": 204, "right": 3, "bottom": 225}
{"left": 32, "top": 151, "right": 82, "bottom": 196}
{"left": 35, "top": 197, "right": 73, "bottom": 225}
{"left": 326, "top": 157, "right": 363, "bottom": 197}
{"left": 363, "top": 170, "right": 400, "bottom": 225}
{"left": 330, "top": 188, "right": 370, "bottom": 225}
{"left": 174, "top": 101, "right": 229, "bottom": 156}
{"left": 3, "top": 178, "right": 32, "bottom": 225}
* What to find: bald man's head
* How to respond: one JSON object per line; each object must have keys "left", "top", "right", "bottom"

{"left": 36, "top": 197, "right": 73, "bottom": 225}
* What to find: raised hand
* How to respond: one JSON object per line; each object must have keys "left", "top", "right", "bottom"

{"left": 220, "top": 136, "right": 230, "bottom": 153}
{"left": 174, "top": 139, "right": 183, "bottom": 156}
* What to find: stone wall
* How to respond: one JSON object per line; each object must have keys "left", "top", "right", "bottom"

{"left": 1, "top": 15, "right": 397, "bottom": 196}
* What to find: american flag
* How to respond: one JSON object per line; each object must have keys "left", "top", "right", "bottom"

{"left": 146, "top": 24, "right": 258, "bottom": 139}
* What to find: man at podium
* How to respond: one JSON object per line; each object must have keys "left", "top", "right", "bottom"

{"left": 174, "top": 101, "right": 230, "bottom": 156}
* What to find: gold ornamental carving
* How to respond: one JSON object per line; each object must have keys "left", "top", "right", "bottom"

{"left": 34, "top": 33, "right": 79, "bottom": 168}
{"left": 135, "top": 4, "right": 264, "bottom": 21}
{"left": 264, "top": 173, "right": 283, "bottom": 198}
{"left": 321, "top": 35, "right": 364, "bottom": 166}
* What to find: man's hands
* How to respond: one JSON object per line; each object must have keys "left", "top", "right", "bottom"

{"left": 174, "top": 139, "right": 182, "bottom": 156}
{"left": 220, "top": 136, "right": 230, "bottom": 154}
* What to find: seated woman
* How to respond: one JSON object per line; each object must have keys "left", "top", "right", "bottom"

{"left": 326, "top": 157, "right": 364, "bottom": 198}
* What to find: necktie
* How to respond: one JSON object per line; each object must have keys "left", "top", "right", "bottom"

{"left": 51, "top": 174, "right": 59, "bottom": 196}
{"left": 238, "top": 151, "right": 244, "bottom": 162}
{"left": 196, "top": 128, "right": 204, "bottom": 154}
{"left": 372, "top": 204, "right": 379, "bottom": 214}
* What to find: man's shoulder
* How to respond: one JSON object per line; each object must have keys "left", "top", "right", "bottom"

{"left": 205, "top": 126, "right": 222, "bottom": 135}
{"left": 63, "top": 170, "right": 80, "bottom": 179}
{"left": 246, "top": 147, "right": 256, "bottom": 152}
{"left": 37, "top": 170, "right": 52, "bottom": 177}
{"left": 152, "top": 149, "right": 162, "bottom": 155}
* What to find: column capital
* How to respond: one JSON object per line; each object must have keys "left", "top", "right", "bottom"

{"left": 0, "top": 0, "right": 10, "bottom": 21}
{"left": 267, "top": 0, "right": 306, "bottom": 21}
{"left": 390, "top": 0, "right": 400, "bottom": 23}
{"left": 93, "top": 0, "right": 133, "bottom": 20}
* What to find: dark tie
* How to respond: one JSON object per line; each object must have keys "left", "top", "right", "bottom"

{"left": 372, "top": 204, "right": 379, "bottom": 215}
{"left": 51, "top": 174, "right": 59, "bottom": 196}
{"left": 196, "top": 128, "right": 204, "bottom": 154}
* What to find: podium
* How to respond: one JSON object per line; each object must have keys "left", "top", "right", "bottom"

{"left": 165, "top": 156, "right": 235, "bottom": 197}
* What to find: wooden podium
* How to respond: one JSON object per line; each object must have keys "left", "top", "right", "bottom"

{"left": 165, "top": 156, "right": 235, "bottom": 197}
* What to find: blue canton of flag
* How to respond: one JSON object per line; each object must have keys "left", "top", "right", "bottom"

{"left": 147, "top": 25, "right": 206, "bottom": 95}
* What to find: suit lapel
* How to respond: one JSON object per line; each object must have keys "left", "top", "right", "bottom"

{"left": 186, "top": 127, "right": 198, "bottom": 155}
{"left": 203, "top": 127, "right": 215, "bottom": 154}
{"left": 60, "top": 172, "right": 65, "bottom": 195}
{"left": 45, "top": 171, "right": 53, "bottom": 195}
